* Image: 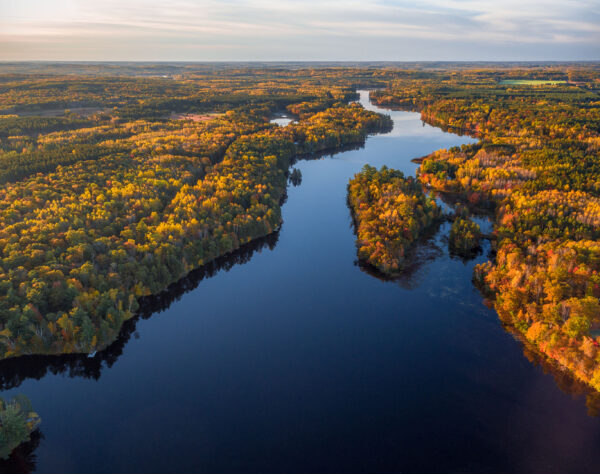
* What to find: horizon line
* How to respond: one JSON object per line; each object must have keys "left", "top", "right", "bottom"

{"left": 1, "top": 59, "right": 599, "bottom": 64}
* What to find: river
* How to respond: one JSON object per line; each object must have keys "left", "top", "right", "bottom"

{"left": 2, "top": 91, "right": 600, "bottom": 473}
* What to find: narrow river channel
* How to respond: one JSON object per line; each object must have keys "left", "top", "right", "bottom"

{"left": 2, "top": 91, "right": 600, "bottom": 474}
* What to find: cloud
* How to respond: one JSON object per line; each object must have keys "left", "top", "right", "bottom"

{"left": 0, "top": 0, "right": 598, "bottom": 60}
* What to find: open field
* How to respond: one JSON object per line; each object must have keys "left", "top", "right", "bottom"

{"left": 500, "top": 79, "right": 568, "bottom": 85}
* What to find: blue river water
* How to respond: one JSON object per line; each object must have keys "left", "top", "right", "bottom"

{"left": 2, "top": 91, "right": 600, "bottom": 473}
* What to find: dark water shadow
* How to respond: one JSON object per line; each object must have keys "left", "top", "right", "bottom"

{"left": 447, "top": 240, "right": 484, "bottom": 263}
{"left": 0, "top": 232, "right": 280, "bottom": 391}
{"left": 0, "top": 430, "right": 42, "bottom": 474}
{"left": 483, "top": 301, "right": 600, "bottom": 417}
{"left": 292, "top": 142, "right": 365, "bottom": 166}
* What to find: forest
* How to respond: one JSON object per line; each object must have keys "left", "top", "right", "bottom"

{"left": 370, "top": 66, "right": 600, "bottom": 390}
{"left": 2, "top": 64, "right": 599, "bottom": 368}
{"left": 0, "top": 68, "right": 393, "bottom": 359}
{"left": 2, "top": 63, "right": 600, "bottom": 458}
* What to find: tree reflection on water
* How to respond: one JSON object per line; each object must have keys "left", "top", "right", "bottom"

{"left": 0, "top": 232, "right": 279, "bottom": 392}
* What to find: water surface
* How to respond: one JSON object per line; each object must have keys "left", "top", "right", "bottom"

{"left": 270, "top": 114, "right": 293, "bottom": 127}
{"left": 3, "top": 91, "right": 600, "bottom": 474}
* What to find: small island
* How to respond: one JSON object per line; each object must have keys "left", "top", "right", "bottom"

{"left": 0, "top": 395, "right": 40, "bottom": 460}
{"left": 449, "top": 216, "right": 482, "bottom": 255}
{"left": 348, "top": 164, "right": 440, "bottom": 275}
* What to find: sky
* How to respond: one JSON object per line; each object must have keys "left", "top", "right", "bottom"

{"left": 0, "top": 0, "right": 598, "bottom": 61}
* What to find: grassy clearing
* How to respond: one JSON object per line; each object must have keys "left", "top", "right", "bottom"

{"left": 500, "top": 79, "right": 567, "bottom": 85}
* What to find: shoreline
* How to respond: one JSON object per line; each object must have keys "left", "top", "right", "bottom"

{"left": 370, "top": 90, "right": 600, "bottom": 394}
